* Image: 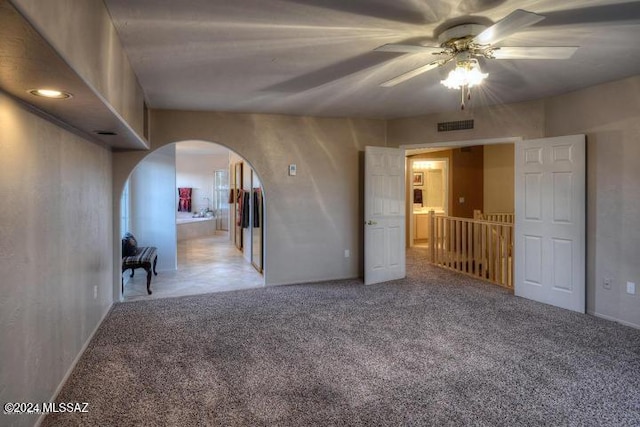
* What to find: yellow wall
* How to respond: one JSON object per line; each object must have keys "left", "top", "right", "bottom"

{"left": 483, "top": 144, "right": 514, "bottom": 214}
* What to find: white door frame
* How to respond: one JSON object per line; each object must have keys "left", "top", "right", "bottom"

{"left": 400, "top": 136, "right": 522, "bottom": 151}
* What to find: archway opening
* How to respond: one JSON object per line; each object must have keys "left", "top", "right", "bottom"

{"left": 119, "top": 140, "right": 266, "bottom": 301}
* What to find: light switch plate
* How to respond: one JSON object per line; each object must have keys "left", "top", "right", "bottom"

{"left": 288, "top": 164, "right": 297, "bottom": 176}
{"left": 627, "top": 281, "right": 636, "bottom": 295}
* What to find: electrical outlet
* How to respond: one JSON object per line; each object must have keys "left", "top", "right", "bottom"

{"left": 344, "top": 249, "right": 350, "bottom": 258}
{"left": 627, "top": 281, "right": 636, "bottom": 295}
{"left": 459, "top": 197, "right": 465, "bottom": 204}
{"left": 603, "top": 278, "right": 612, "bottom": 290}
{"left": 93, "top": 285, "right": 98, "bottom": 299}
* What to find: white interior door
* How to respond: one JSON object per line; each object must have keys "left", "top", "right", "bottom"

{"left": 514, "top": 134, "right": 585, "bottom": 312}
{"left": 364, "top": 146, "right": 406, "bottom": 285}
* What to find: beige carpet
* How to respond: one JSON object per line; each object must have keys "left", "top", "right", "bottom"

{"left": 43, "top": 249, "right": 640, "bottom": 426}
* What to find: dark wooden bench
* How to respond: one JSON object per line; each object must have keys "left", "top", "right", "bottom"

{"left": 122, "top": 233, "right": 158, "bottom": 295}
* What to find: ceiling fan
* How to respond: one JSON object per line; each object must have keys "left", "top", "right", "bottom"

{"left": 374, "top": 9, "right": 578, "bottom": 108}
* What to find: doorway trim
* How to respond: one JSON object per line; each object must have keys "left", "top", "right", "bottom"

{"left": 400, "top": 136, "right": 522, "bottom": 151}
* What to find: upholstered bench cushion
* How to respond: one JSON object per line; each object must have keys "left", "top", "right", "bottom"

{"left": 122, "top": 246, "right": 158, "bottom": 269}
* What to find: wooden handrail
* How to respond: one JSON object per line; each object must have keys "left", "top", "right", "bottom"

{"left": 473, "top": 209, "right": 515, "bottom": 224}
{"left": 427, "top": 212, "right": 513, "bottom": 289}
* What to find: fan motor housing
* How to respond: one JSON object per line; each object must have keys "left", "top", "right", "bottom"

{"left": 438, "top": 24, "right": 487, "bottom": 49}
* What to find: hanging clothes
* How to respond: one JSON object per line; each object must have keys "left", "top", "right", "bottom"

{"left": 253, "top": 188, "right": 261, "bottom": 228}
{"left": 178, "top": 187, "right": 192, "bottom": 212}
{"left": 236, "top": 190, "right": 243, "bottom": 226}
{"left": 413, "top": 188, "right": 423, "bottom": 206}
{"left": 242, "top": 190, "right": 251, "bottom": 228}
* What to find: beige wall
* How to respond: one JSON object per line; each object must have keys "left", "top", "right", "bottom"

{"left": 544, "top": 76, "right": 640, "bottom": 328}
{"left": 483, "top": 144, "right": 515, "bottom": 213}
{"left": 0, "top": 92, "right": 113, "bottom": 427}
{"left": 387, "top": 99, "right": 545, "bottom": 146}
{"left": 114, "top": 112, "right": 387, "bottom": 286}
{"left": 11, "top": 0, "right": 146, "bottom": 136}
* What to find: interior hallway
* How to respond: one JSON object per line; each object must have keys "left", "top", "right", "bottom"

{"left": 123, "top": 232, "right": 264, "bottom": 301}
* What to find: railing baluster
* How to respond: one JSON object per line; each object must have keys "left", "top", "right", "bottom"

{"left": 420, "top": 214, "right": 513, "bottom": 289}
{"left": 428, "top": 210, "right": 435, "bottom": 262}
{"left": 503, "top": 225, "right": 508, "bottom": 286}
{"left": 461, "top": 221, "right": 467, "bottom": 274}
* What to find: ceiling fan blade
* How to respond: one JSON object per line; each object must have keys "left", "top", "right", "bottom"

{"left": 474, "top": 9, "right": 545, "bottom": 45}
{"left": 380, "top": 62, "right": 440, "bottom": 87}
{"left": 374, "top": 44, "right": 444, "bottom": 54}
{"left": 492, "top": 46, "right": 578, "bottom": 59}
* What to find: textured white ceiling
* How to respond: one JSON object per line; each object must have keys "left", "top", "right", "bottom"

{"left": 104, "top": 0, "right": 640, "bottom": 118}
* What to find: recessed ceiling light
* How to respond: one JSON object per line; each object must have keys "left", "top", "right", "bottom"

{"left": 28, "top": 88, "right": 73, "bottom": 99}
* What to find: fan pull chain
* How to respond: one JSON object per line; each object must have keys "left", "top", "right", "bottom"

{"left": 460, "top": 85, "right": 473, "bottom": 110}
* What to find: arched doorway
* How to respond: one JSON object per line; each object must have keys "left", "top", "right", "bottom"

{"left": 117, "top": 140, "right": 266, "bottom": 301}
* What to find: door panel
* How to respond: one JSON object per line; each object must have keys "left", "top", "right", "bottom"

{"left": 553, "top": 172, "right": 572, "bottom": 222}
{"left": 552, "top": 238, "right": 573, "bottom": 291}
{"left": 370, "top": 227, "right": 385, "bottom": 271}
{"left": 515, "top": 134, "right": 585, "bottom": 312}
{"left": 524, "top": 173, "right": 543, "bottom": 220}
{"left": 364, "top": 146, "right": 406, "bottom": 285}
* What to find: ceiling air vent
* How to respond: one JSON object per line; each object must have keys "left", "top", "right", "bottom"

{"left": 437, "top": 119, "right": 474, "bottom": 132}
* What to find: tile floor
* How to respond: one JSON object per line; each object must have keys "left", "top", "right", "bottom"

{"left": 123, "top": 232, "right": 264, "bottom": 302}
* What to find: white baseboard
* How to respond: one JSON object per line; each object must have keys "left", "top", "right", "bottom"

{"left": 35, "top": 302, "right": 114, "bottom": 426}
{"left": 589, "top": 310, "right": 640, "bottom": 329}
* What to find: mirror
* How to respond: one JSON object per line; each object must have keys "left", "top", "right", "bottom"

{"left": 233, "top": 162, "right": 243, "bottom": 249}
{"left": 251, "top": 170, "right": 263, "bottom": 272}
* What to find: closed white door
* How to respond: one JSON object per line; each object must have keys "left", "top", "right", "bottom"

{"left": 364, "top": 146, "right": 406, "bottom": 285}
{"left": 514, "top": 135, "right": 585, "bottom": 312}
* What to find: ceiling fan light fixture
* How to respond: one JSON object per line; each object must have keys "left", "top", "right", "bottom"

{"left": 440, "top": 59, "right": 488, "bottom": 90}
{"left": 440, "top": 59, "right": 488, "bottom": 110}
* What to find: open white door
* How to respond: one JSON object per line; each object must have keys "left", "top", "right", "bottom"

{"left": 515, "top": 135, "right": 585, "bottom": 312}
{"left": 364, "top": 146, "right": 406, "bottom": 285}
